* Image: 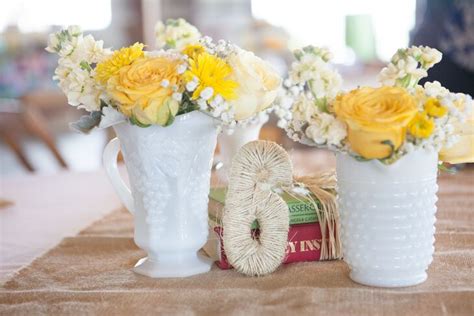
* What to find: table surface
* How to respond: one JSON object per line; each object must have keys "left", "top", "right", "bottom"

{"left": 0, "top": 149, "right": 333, "bottom": 284}
{"left": 1, "top": 151, "right": 473, "bottom": 315}
{"left": 0, "top": 169, "right": 122, "bottom": 283}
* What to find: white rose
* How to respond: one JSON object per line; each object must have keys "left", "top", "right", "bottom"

{"left": 228, "top": 48, "right": 281, "bottom": 120}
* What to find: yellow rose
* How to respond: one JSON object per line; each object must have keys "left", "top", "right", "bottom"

{"left": 107, "top": 56, "right": 182, "bottom": 126}
{"left": 228, "top": 48, "right": 281, "bottom": 120}
{"left": 439, "top": 99, "right": 474, "bottom": 164}
{"left": 334, "top": 86, "right": 418, "bottom": 159}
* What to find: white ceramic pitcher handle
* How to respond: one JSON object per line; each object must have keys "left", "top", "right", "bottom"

{"left": 103, "top": 137, "right": 135, "bottom": 214}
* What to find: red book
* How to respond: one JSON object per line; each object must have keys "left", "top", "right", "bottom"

{"left": 205, "top": 222, "right": 333, "bottom": 270}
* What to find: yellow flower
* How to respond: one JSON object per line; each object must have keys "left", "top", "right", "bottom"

{"left": 408, "top": 112, "right": 435, "bottom": 138}
{"left": 334, "top": 86, "right": 418, "bottom": 159}
{"left": 95, "top": 43, "right": 145, "bottom": 84}
{"left": 106, "top": 55, "right": 181, "bottom": 126}
{"left": 182, "top": 43, "right": 205, "bottom": 60}
{"left": 184, "top": 52, "right": 238, "bottom": 101}
{"left": 424, "top": 97, "right": 447, "bottom": 118}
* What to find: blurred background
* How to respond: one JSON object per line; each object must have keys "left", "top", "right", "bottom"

{"left": 0, "top": 0, "right": 472, "bottom": 176}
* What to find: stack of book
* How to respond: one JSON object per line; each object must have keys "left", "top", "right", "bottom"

{"left": 203, "top": 187, "right": 338, "bottom": 269}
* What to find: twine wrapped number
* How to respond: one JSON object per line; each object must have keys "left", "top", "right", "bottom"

{"left": 222, "top": 141, "right": 342, "bottom": 276}
{"left": 222, "top": 141, "right": 293, "bottom": 276}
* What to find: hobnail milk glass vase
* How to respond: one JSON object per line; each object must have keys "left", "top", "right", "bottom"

{"left": 103, "top": 111, "right": 217, "bottom": 278}
{"left": 336, "top": 149, "right": 438, "bottom": 287}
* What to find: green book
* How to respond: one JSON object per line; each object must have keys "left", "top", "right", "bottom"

{"left": 208, "top": 187, "right": 320, "bottom": 229}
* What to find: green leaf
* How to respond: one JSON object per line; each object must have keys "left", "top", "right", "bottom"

{"left": 167, "top": 19, "right": 180, "bottom": 27}
{"left": 100, "top": 99, "right": 109, "bottom": 110}
{"left": 377, "top": 140, "right": 404, "bottom": 164}
{"left": 438, "top": 163, "right": 457, "bottom": 174}
{"left": 129, "top": 116, "right": 151, "bottom": 128}
{"left": 166, "top": 39, "right": 176, "bottom": 48}
{"left": 79, "top": 61, "right": 92, "bottom": 72}
{"left": 164, "top": 114, "right": 175, "bottom": 127}
{"left": 381, "top": 140, "right": 395, "bottom": 152}
{"left": 69, "top": 111, "right": 102, "bottom": 134}
{"left": 177, "top": 92, "right": 198, "bottom": 115}
{"left": 396, "top": 74, "right": 411, "bottom": 88}
{"left": 314, "top": 97, "right": 329, "bottom": 113}
{"left": 354, "top": 155, "right": 370, "bottom": 162}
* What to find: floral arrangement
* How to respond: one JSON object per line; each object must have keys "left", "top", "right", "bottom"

{"left": 275, "top": 45, "right": 473, "bottom": 164}
{"left": 46, "top": 19, "right": 281, "bottom": 133}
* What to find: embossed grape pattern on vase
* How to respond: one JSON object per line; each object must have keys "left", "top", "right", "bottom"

{"left": 107, "top": 111, "right": 218, "bottom": 278}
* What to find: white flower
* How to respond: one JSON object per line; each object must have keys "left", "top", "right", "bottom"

{"left": 291, "top": 94, "right": 317, "bottom": 122}
{"left": 378, "top": 46, "right": 441, "bottom": 88}
{"left": 67, "top": 25, "right": 82, "bottom": 36}
{"left": 197, "top": 98, "right": 207, "bottom": 110}
{"left": 172, "top": 92, "right": 182, "bottom": 102}
{"left": 213, "top": 94, "right": 223, "bottom": 105}
{"left": 155, "top": 18, "right": 201, "bottom": 50}
{"left": 305, "top": 112, "right": 346, "bottom": 146}
{"left": 78, "top": 35, "right": 111, "bottom": 63}
{"left": 419, "top": 46, "right": 442, "bottom": 69}
{"left": 277, "top": 119, "right": 287, "bottom": 129}
{"left": 200, "top": 87, "right": 214, "bottom": 100}
{"left": 424, "top": 81, "right": 449, "bottom": 98}
{"left": 227, "top": 47, "right": 281, "bottom": 120}
{"left": 47, "top": 27, "right": 107, "bottom": 112}
{"left": 160, "top": 79, "right": 170, "bottom": 87}
{"left": 378, "top": 64, "right": 398, "bottom": 86}
{"left": 186, "top": 80, "right": 198, "bottom": 92}
{"left": 45, "top": 33, "right": 60, "bottom": 53}
{"left": 289, "top": 48, "right": 341, "bottom": 101}
{"left": 403, "top": 142, "right": 415, "bottom": 153}
{"left": 177, "top": 64, "right": 187, "bottom": 74}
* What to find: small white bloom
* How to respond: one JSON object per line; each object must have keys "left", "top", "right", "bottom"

{"left": 172, "top": 92, "right": 182, "bottom": 102}
{"left": 424, "top": 81, "right": 449, "bottom": 97}
{"left": 283, "top": 78, "right": 292, "bottom": 88}
{"left": 197, "top": 98, "right": 207, "bottom": 110}
{"left": 290, "top": 86, "right": 300, "bottom": 96}
{"left": 213, "top": 94, "right": 223, "bottom": 105}
{"left": 419, "top": 46, "right": 442, "bottom": 69}
{"left": 304, "top": 112, "right": 346, "bottom": 147}
{"left": 67, "top": 25, "right": 82, "bottom": 36}
{"left": 212, "top": 106, "right": 224, "bottom": 117}
{"left": 200, "top": 87, "right": 214, "bottom": 100}
{"left": 405, "top": 142, "right": 415, "bottom": 153}
{"left": 161, "top": 79, "right": 169, "bottom": 87}
{"left": 277, "top": 119, "right": 288, "bottom": 129}
{"left": 186, "top": 80, "right": 198, "bottom": 92}
{"left": 177, "top": 64, "right": 187, "bottom": 74}
{"left": 154, "top": 18, "right": 201, "bottom": 50}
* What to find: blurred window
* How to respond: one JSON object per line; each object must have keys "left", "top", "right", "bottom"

{"left": 0, "top": 0, "right": 112, "bottom": 32}
{"left": 251, "top": 0, "right": 416, "bottom": 63}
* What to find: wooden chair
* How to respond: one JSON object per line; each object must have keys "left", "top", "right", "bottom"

{"left": 0, "top": 91, "right": 69, "bottom": 171}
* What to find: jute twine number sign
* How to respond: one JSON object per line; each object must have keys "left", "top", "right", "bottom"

{"left": 222, "top": 141, "right": 293, "bottom": 276}
{"left": 222, "top": 141, "right": 342, "bottom": 276}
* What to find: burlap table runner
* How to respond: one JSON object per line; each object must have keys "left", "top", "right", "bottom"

{"left": 1, "top": 167, "right": 473, "bottom": 315}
